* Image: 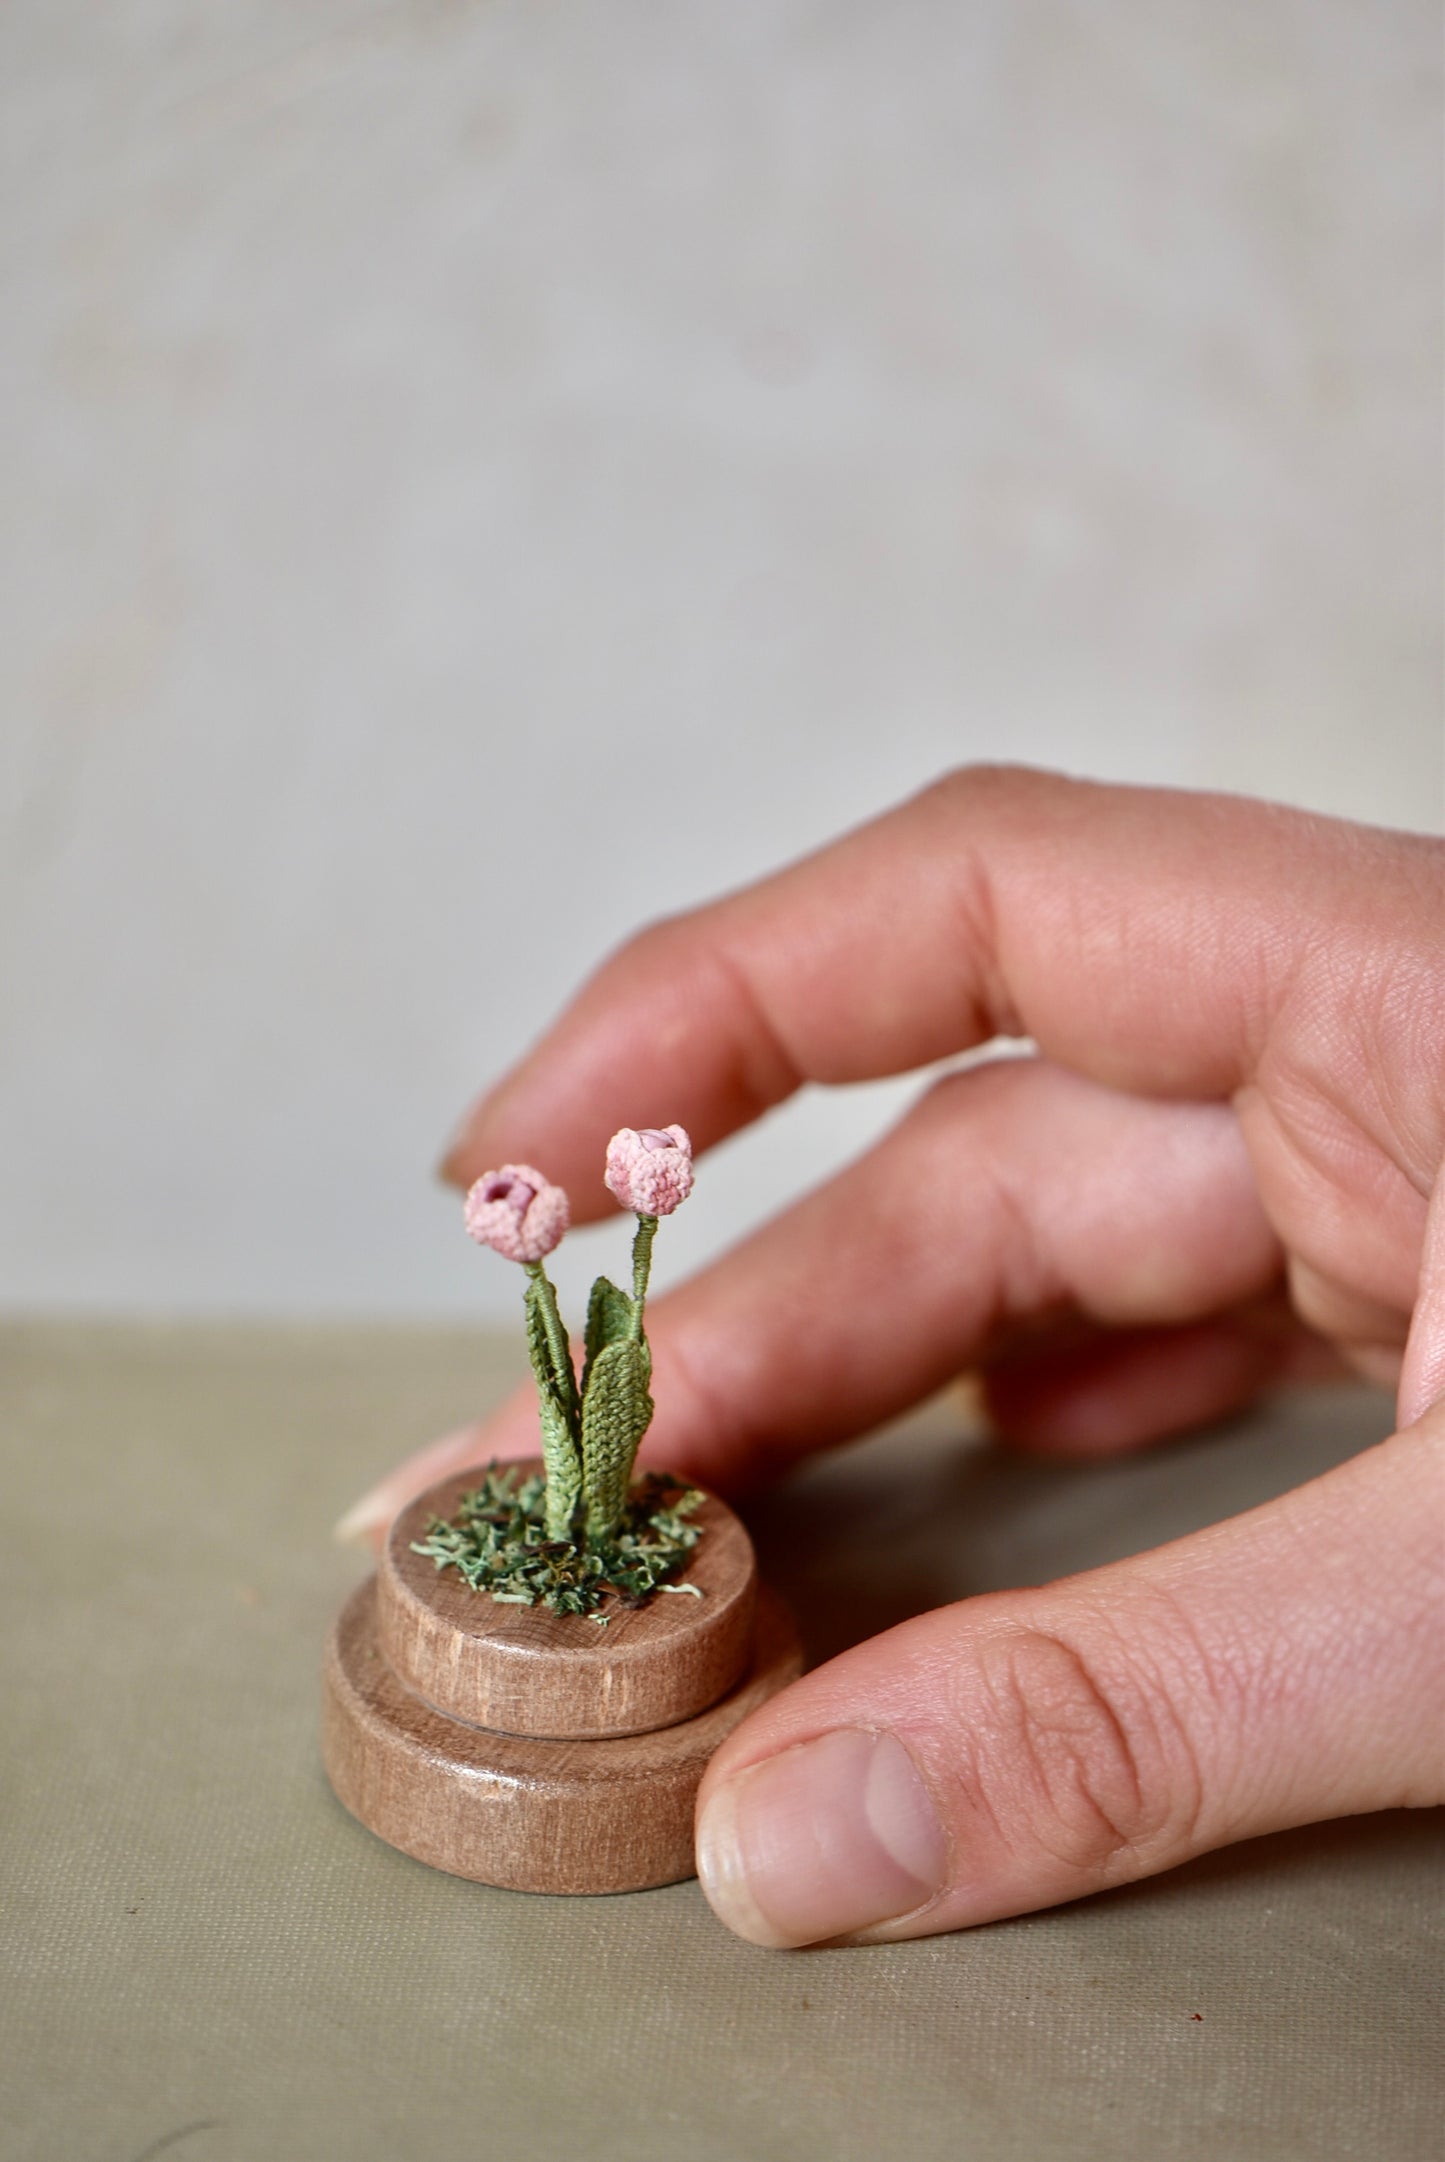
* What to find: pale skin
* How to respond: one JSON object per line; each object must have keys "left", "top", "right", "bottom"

{"left": 340, "top": 768, "right": 1445, "bottom": 1948}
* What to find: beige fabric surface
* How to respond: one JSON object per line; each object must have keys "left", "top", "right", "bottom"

{"left": 1, "top": 1321, "right": 1439, "bottom": 2162}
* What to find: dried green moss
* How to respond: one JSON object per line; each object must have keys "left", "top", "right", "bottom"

{"left": 410, "top": 1461, "right": 705, "bottom": 1622}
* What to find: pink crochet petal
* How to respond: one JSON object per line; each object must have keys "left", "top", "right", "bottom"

{"left": 603, "top": 1125, "right": 694, "bottom": 1217}
{"left": 464, "top": 1164, "right": 570, "bottom": 1262}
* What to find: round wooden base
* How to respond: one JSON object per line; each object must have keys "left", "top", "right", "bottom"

{"left": 379, "top": 1466, "right": 759, "bottom": 1738}
{"left": 322, "top": 1467, "right": 803, "bottom": 1894}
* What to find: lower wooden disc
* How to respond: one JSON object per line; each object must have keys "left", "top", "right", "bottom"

{"left": 323, "top": 1578, "right": 802, "bottom": 1894}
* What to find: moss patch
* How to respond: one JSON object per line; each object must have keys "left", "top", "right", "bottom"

{"left": 410, "top": 1462, "right": 705, "bottom": 1621}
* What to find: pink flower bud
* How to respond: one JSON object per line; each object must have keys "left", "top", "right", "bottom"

{"left": 603, "top": 1125, "right": 694, "bottom": 1217}
{"left": 464, "top": 1165, "right": 570, "bottom": 1263}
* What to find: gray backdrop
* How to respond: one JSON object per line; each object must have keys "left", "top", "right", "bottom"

{"left": 2, "top": 0, "right": 1440, "bottom": 1318}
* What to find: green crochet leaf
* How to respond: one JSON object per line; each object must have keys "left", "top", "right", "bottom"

{"left": 583, "top": 1273, "right": 635, "bottom": 1391}
{"left": 581, "top": 1335, "right": 653, "bottom": 1541}
{"left": 523, "top": 1275, "right": 581, "bottom": 1538}
{"left": 535, "top": 1381, "right": 581, "bottom": 1539}
{"left": 524, "top": 1275, "right": 577, "bottom": 1412}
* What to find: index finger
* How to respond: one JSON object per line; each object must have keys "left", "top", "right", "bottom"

{"left": 442, "top": 766, "right": 1431, "bottom": 1216}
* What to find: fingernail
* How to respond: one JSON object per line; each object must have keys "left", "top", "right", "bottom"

{"left": 696, "top": 1729, "right": 948, "bottom": 1948}
{"left": 333, "top": 1424, "right": 526, "bottom": 1547}
{"left": 332, "top": 1484, "right": 391, "bottom": 1546}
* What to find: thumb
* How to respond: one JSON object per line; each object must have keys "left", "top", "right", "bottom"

{"left": 695, "top": 1410, "right": 1445, "bottom": 1947}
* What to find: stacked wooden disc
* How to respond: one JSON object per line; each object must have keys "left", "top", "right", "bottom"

{"left": 323, "top": 1463, "right": 802, "bottom": 1894}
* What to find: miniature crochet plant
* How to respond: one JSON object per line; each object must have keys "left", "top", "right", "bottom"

{"left": 412, "top": 1127, "right": 704, "bottom": 1618}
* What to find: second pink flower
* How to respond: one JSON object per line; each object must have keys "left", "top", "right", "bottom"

{"left": 604, "top": 1125, "right": 694, "bottom": 1217}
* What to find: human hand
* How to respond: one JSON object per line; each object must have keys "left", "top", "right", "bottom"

{"left": 345, "top": 769, "right": 1445, "bottom": 1945}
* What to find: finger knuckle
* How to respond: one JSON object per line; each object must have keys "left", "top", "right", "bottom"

{"left": 972, "top": 1626, "right": 1195, "bottom": 1882}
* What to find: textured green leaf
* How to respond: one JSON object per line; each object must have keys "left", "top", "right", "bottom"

{"left": 522, "top": 1276, "right": 581, "bottom": 1538}
{"left": 535, "top": 1383, "right": 581, "bottom": 1539}
{"left": 524, "top": 1277, "right": 577, "bottom": 1414}
{"left": 582, "top": 1274, "right": 635, "bottom": 1391}
{"left": 580, "top": 1336, "right": 653, "bottom": 1540}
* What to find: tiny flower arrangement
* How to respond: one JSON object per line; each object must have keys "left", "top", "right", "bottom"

{"left": 412, "top": 1127, "right": 705, "bottom": 1620}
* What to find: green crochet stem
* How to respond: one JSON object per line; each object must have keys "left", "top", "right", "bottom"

{"left": 630, "top": 1214, "right": 658, "bottom": 1322}
{"left": 520, "top": 1215, "right": 663, "bottom": 1549}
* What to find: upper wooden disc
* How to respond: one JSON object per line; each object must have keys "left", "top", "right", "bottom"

{"left": 377, "top": 1462, "right": 757, "bottom": 1739}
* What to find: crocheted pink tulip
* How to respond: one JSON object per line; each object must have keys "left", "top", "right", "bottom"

{"left": 464, "top": 1165, "right": 570, "bottom": 1263}
{"left": 604, "top": 1125, "right": 694, "bottom": 1217}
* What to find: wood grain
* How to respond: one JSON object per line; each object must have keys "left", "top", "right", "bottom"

{"left": 323, "top": 1578, "right": 803, "bottom": 1894}
{"left": 379, "top": 1462, "right": 757, "bottom": 1738}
